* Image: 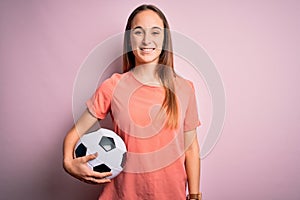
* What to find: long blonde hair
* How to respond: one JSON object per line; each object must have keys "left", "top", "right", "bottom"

{"left": 123, "top": 4, "right": 178, "bottom": 129}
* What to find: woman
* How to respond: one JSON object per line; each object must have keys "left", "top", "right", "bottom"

{"left": 63, "top": 4, "right": 202, "bottom": 200}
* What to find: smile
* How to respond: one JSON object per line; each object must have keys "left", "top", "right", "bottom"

{"left": 140, "top": 48, "right": 155, "bottom": 53}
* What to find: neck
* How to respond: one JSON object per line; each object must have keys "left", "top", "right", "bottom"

{"left": 132, "top": 63, "right": 161, "bottom": 86}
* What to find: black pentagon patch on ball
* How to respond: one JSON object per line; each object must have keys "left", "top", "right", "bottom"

{"left": 99, "top": 136, "right": 116, "bottom": 152}
{"left": 93, "top": 164, "right": 111, "bottom": 173}
{"left": 75, "top": 143, "right": 87, "bottom": 158}
{"left": 121, "top": 152, "right": 127, "bottom": 168}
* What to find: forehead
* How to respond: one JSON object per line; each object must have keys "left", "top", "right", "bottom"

{"left": 131, "top": 10, "right": 164, "bottom": 29}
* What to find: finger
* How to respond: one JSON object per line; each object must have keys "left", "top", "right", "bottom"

{"left": 83, "top": 152, "right": 98, "bottom": 162}
{"left": 94, "top": 177, "right": 111, "bottom": 184}
{"left": 91, "top": 171, "right": 113, "bottom": 179}
{"left": 85, "top": 177, "right": 111, "bottom": 184}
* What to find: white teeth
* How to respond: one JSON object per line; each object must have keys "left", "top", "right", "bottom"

{"left": 141, "top": 48, "right": 154, "bottom": 52}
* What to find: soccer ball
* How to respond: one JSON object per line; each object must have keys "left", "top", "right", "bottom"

{"left": 74, "top": 128, "right": 127, "bottom": 179}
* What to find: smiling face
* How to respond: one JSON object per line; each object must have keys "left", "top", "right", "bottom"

{"left": 130, "top": 10, "right": 164, "bottom": 66}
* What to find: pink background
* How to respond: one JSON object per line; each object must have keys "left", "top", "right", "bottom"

{"left": 1, "top": 0, "right": 299, "bottom": 199}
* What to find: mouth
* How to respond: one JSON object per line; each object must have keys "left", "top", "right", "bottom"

{"left": 139, "top": 47, "right": 155, "bottom": 53}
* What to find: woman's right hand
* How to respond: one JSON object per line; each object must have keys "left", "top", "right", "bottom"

{"left": 63, "top": 110, "right": 112, "bottom": 184}
{"left": 63, "top": 152, "right": 112, "bottom": 184}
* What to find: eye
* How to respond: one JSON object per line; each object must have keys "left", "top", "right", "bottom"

{"left": 152, "top": 31, "right": 161, "bottom": 36}
{"left": 133, "top": 30, "right": 143, "bottom": 36}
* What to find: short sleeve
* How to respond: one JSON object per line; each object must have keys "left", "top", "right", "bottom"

{"left": 86, "top": 73, "right": 120, "bottom": 119}
{"left": 184, "top": 82, "right": 201, "bottom": 131}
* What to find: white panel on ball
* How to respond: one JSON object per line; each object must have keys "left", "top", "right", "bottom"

{"left": 74, "top": 128, "right": 127, "bottom": 179}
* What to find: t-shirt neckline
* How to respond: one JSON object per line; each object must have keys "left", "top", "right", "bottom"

{"left": 129, "top": 71, "right": 164, "bottom": 88}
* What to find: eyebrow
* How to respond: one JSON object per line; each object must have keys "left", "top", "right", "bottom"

{"left": 132, "top": 26, "right": 162, "bottom": 31}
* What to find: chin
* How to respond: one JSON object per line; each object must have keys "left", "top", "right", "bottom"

{"left": 134, "top": 52, "right": 161, "bottom": 65}
{"left": 136, "top": 57, "right": 159, "bottom": 65}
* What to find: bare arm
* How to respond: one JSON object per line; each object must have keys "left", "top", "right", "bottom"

{"left": 185, "top": 129, "right": 201, "bottom": 198}
{"left": 63, "top": 109, "right": 112, "bottom": 184}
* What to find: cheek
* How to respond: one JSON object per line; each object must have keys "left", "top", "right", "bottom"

{"left": 155, "top": 38, "right": 164, "bottom": 49}
{"left": 130, "top": 36, "right": 141, "bottom": 50}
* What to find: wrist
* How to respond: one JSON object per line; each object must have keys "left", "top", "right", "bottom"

{"left": 63, "top": 158, "right": 73, "bottom": 172}
{"left": 186, "top": 193, "right": 202, "bottom": 200}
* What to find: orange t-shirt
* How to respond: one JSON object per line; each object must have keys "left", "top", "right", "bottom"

{"left": 87, "top": 71, "right": 200, "bottom": 200}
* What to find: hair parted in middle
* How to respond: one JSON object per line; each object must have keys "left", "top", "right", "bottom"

{"left": 123, "top": 4, "right": 178, "bottom": 129}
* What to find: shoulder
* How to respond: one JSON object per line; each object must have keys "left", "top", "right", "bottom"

{"left": 104, "top": 73, "right": 123, "bottom": 84}
{"left": 100, "top": 72, "right": 129, "bottom": 90}
{"left": 174, "top": 75, "right": 196, "bottom": 93}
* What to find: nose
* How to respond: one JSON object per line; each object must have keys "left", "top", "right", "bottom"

{"left": 142, "top": 32, "right": 151, "bottom": 45}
